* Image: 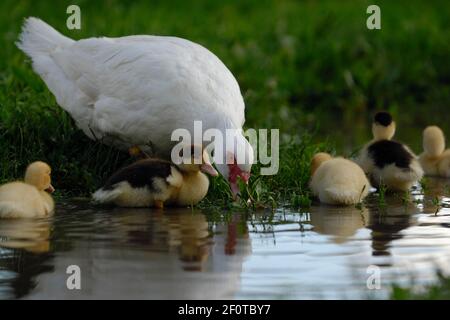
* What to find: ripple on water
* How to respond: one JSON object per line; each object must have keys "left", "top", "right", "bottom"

{"left": 1, "top": 178, "right": 450, "bottom": 299}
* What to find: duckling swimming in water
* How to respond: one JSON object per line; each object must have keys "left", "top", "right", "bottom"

{"left": 310, "top": 153, "right": 371, "bottom": 205}
{"left": 93, "top": 145, "right": 218, "bottom": 208}
{"left": 419, "top": 126, "right": 450, "bottom": 177}
{"left": 0, "top": 161, "right": 55, "bottom": 218}
{"left": 356, "top": 112, "right": 423, "bottom": 191}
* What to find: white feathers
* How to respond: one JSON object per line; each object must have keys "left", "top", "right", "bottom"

{"left": 17, "top": 17, "right": 74, "bottom": 57}
{"left": 92, "top": 186, "right": 123, "bottom": 203}
{"left": 17, "top": 17, "right": 247, "bottom": 162}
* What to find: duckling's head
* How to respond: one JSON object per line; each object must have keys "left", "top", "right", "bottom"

{"left": 311, "top": 152, "right": 332, "bottom": 175}
{"left": 176, "top": 145, "right": 219, "bottom": 176}
{"left": 24, "top": 161, "right": 55, "bottom": 193}
{"left": 372, "top": 111, "right": 396, "bottom": 140}
{"left": 423, "top": 125, "right": 445, "bottom": 157}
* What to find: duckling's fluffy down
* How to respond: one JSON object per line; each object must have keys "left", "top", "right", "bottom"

{"left": 420, "top": 126, "right": 450, "bottom": 177}
{"left": 0, "top": 182, "right": 54, "bottom": 218}
{"left": 310, "top": 158, "right": 370, "bottom": 205}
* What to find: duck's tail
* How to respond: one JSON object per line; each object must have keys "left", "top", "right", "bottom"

{"left": 17, "top": 17, "right": 74, "bottom": 58}
{"left": 92, "top": 188, "right": 121, "bottom": 204}
{"left": 0, "top": 201, "right": 28, "bottom": 218}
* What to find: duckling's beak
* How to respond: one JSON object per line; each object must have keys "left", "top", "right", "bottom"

{"left": 200, "top": 163, "right": 218, "bottom": 176}
{"left": 45, "top": 184, "right": 55, "bottom": 193}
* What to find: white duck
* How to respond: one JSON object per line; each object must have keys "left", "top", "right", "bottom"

{"left": 17, "top": 17, "right": 253, "bottom": 197}
{"left": 419, "top": 126, "right": 450, "bottom": 177}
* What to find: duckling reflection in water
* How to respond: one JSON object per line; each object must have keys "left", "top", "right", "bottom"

{"left": 173, "top": 212, "right": 211, "bottom": 271}
{"left": 112, "top": 208, "right": 212, "bottom": 271}
{"left": 0, "top": 218, "right": 52, "bottom": 253}
{"left": 112, "top": 208, "right": 250, "bottom": 272}
{"left": 310, "top": 206, "right": 369, "bottom": 243}
{"left": 366, "top": 198, "right": 418, "bottom": 257}
{"left": 420, "top": 177, "right": 450, "bottom": 215}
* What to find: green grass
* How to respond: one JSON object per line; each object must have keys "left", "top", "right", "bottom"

{"left": 0, "top": 0, "right": 449, "bottom": 205}
{"left": 391, "top": 271, "right": 450, "bottom": 300}
{"left": 201, "top": 134, "right": 331, "bottom": 208}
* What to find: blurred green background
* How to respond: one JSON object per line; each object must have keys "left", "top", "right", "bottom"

{"left": 0, "top": 0, "right": 449, "bottom": 192}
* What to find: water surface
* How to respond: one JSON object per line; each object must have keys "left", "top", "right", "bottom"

{"left": 1, "top": 178, "right": 450, "bottom": 299}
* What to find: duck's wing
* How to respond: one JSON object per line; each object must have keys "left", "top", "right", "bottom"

{"left": 102, "top": 159, "right": 173, "bottom": 190}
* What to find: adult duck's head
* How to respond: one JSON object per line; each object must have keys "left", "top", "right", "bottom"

{"left": 213, "top": 130, "right": 254, "bottom": 199}
{"left": 372, "top": 111, "right": 396, "bottom": 141}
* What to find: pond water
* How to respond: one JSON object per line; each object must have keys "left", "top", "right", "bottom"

{"left": 0, "top": 178, "right": 450, "bottom": 300}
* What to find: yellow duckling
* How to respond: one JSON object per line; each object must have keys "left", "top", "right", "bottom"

{"left": 371, "top": 111, "right": 396, "bottom": 141}
{"left": 93, "top": 145, "right": 218, "bottom": 208}
{"left": 310, "top": 153, "right": 371, "bottom": 205}
{"left": 419, "top": 126, "right": 450, "bottom": 177}
{"left": 0, "top": 161, "right": 55, "bottom": 218}
{"left": 356, "top": 112, "right": 423, "bottom": 191}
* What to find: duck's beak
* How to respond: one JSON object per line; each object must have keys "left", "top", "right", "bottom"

{"left": 200, "top": 163, "right": 218, "bottom": 176}
{"left": 45, "top": 184, "right": 55, "bottom": 193}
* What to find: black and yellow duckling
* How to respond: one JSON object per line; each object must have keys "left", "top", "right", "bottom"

{"left": 419, "top": 126, "right": 450, "bottom": 178}
{"left": 93, "top": 145, "right": 218, "bottom": 208}
{"left": 356, "top": 112, "right": 423, "bottom": 191}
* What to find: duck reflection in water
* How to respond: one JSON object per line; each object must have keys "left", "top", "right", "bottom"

{"left": 118, "top": 208, "right": 249, "bottom": 272}
{"left": 0, "top": 218, "right": 54, "bottom": 299}
{"left": 420, "top": 177, "right": 450, "bottom": 215}
{"left": 1, "top": 207, "right": 252, "bottom": 299}
{"left": 309, "top": 205, "right": 369, "bottom": 244}
{"left": 366, "top": 193, "right": 418, "bottom": 257}
{"left": 0, "top": 218, "right": 52, "bottom": 253}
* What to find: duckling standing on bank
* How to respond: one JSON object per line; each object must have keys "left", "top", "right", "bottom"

{"left": 93, "top": 145, "right": 218, "bottom": 208}
{"left": 419, "top": 126, "right": 450, "bottom": 177}
{"left": 310, "top": 153, "right": 371, "bottom": 205}
{"left": 0, "top": 161, "right": 55, "bottom": 218}
{"left": 356, "top": 112, "right": 423, "bottom": 191}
